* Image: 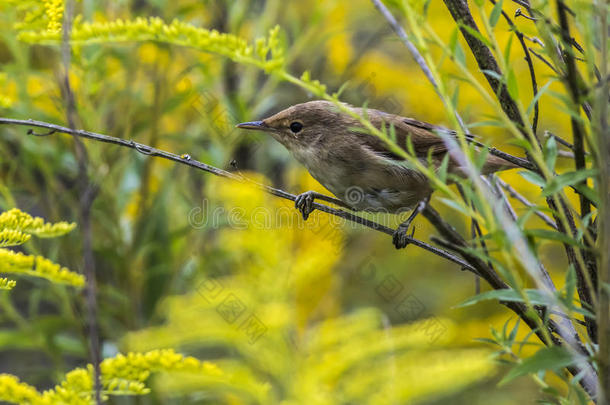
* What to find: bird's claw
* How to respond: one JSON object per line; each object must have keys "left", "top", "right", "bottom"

{"left": 295, "top": 191, "right": 315, "bottom": 220}
{"left": 392, "top": 224, "right": 415, "bottom": 249}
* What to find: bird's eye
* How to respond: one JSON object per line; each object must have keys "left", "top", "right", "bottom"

{"left": 289, "top": 122, "right": 303, "bottom": 133}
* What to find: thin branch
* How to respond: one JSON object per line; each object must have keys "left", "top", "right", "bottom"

{"left": 495, "top": 178, "right": 558, "bottom": 229}
{"left": 546, "top": 131, "right": 575, "bottom": 150}
{"left": 0, "top": 117, "right": 475, "bottom": 272}
{"left": 528, "top": 47, "right": 561, "bottom": 74}
{"left": 556, "top": 0, "right": 592, "bottom": 220}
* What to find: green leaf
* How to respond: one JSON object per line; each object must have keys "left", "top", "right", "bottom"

{"left": 519, "top": 171, "right": 545, "bottom": 187}
{"left": 454, "top": 43, "right": 466, "bottom": 66}
{"left": 451, "top": 85, "right": 460, "bottom": 109}
{"left": 541, "top": 169, "right": 597, "bottom": 197}
{"left": 456, "top": 288, "right": 551, "bottom": 308}
{"left": 508, "top": 319, "right": 520, "bottom": 343}
{"left": 507, "top": 68, "right": 519, "bottom": 100}
{"left": 438, "top": 153, "right": 450, "bottom": 184}
{"left": 480, "top": 69, "right": 503, "bottom": 81}
{"left": 526, "top": 229, "right": 581, "bottom": 246}
{"left": 526, "top": 79, "right": 556, "bottom": 117}
{"left": 503, "top": 33, "right": 513, "bottom": 65}
{"left": 473, "top": 337, "right": 500, "bottom": 346}
{"left": 489, "top": 0, "right": 504, "bottom": 27}
{"left": 459, "top": 23, "right": 493, "bottom": 48}
{"left": 543, "top": 135, "right": 557, "bottom": 171}
{"left": 564, "top": 265, "right": 576, "bottom": 305}
{"left": 439, "top": 198, "right": 471, "bottom": 216}
{"left": 500, "top": 346, "right": 575, "bottom": 385}
{"left": 573, "top": 183, "right": 600, "bottom": 205}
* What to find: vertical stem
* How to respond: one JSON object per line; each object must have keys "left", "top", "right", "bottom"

{"left": 556, "top": 0, "right": 598, "bottom": 342}
{"left": 596, "top": 0, "right": 609, "bottom": 401}
{"left": 61, "top": 1, "right": 102, "bottom": 403}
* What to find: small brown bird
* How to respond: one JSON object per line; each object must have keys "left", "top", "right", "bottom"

{"left": 237, "top": 100, "right": 516, "bottom": 248}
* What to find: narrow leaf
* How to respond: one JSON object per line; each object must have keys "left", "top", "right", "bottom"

{"left": 489, "top": 0, "right": 504, "bottom": 27}
{"left": 526, "top": 79, "right": 556, "bottom": 117}
{"left": 456, "top": 288, "right": 551, "bottom": 308}
{"left": 541, "top": 169, "right": 597, "bottom": 197}
{"left": 543, "top": 135, "right": 557, "bottom": 171}
{"left": 519, "top": 171, "right": 545, "bottom": 187}
{"left": 500, "top": 346, "right": 575, "bottom": 385}
{"left": 507, "top": 68, "right": 519, "bottom": 100}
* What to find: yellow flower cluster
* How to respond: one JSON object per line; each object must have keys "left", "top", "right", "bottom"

{"left": 0, "top": 375, "right": 42, "bottom": 404}
{"left": 0, "top": 229, "right": 31, "bottom": 248}
{"left": 0, "top": 208, "right": 81, "bottom": 289}
{"left": 0, "top": 349, "right": 223, "bottom": 404}
{"left": 42, "top": 0, "right": 63, "bottom": 32}
{"left": 19, "top": 17, "right": 285, "bottom": 73}
{"left": 0, "top": 208, "right": 76, "bottom": 238}
{"left": 0, "top": 278, "right": 17, "bottom": 290}
{"left": 0, "top": 249, "right": 85, "bottom": 288}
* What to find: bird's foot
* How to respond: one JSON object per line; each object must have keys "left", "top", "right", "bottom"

{"left": 295, "top": 191, "right": 316, "bottom": 220}
{"left": 392, "top": 197, "right": 430, "bottom": 249}
{"left": 392, "top": 222, "right": 416, "bottom": 249}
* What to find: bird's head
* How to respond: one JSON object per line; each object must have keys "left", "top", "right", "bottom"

{"left": 236, "top": 100, "right": 357, "bottom": 151}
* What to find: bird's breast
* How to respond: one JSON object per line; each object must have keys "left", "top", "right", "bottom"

{"left": 289, "top": 145, "right": 429, "bottom": 213}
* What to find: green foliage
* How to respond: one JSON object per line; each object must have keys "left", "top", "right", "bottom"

{"left": 0, "top": 0, "right": 604, "bottom": 403}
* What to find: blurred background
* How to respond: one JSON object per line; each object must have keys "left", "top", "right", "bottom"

{"left": 0, "top": 0, "right": 577, "bottom": 403}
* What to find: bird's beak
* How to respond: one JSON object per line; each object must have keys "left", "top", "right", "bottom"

{"left": 236, "top": 120, "right": 268, "bottom": 131}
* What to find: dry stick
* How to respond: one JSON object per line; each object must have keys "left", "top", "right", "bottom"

{"left": 556, "top": 0, "right": 598, "bottom": 342}
{"left": 0, "top": 117, "right": 475, "bottom": 272}
{"left": 60, "top": 2, "right": 101, "bottom": 403}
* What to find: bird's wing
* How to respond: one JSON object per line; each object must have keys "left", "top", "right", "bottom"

{"left": 353, "top": 110, "right": 477, "bottom": 161}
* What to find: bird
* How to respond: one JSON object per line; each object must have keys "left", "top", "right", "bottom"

{"left": 236, "top": 100, "right": 517, "bottom": 249}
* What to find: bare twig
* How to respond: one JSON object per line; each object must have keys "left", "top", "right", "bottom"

{"left": 528, "top": 47, "right": 561, "bottom": 74}
{"left": 546, "top": 131, "right": 575, "bottom": 150}
{"left": 0, "top": 117, "right": 475, "bottom": 272}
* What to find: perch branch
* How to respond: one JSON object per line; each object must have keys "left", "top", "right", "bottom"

{"left": 0, "top": 117, "right": 475, "bottom": 272}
